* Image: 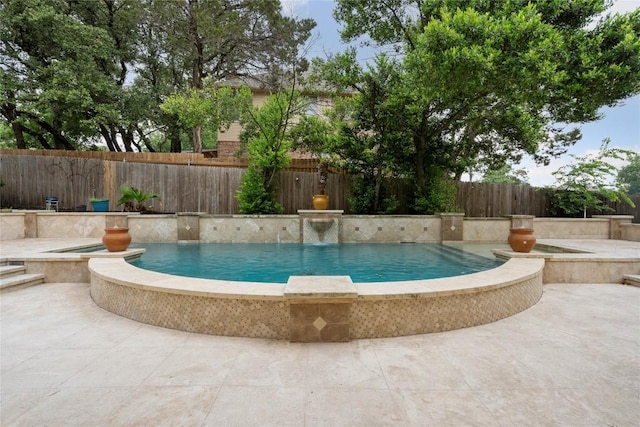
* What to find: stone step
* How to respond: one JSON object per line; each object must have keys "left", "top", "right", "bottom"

{"left": 623, "top": 275, "right": 640, "bottom": 288}
{"left": 0, "top": 274, "right": 45, "bottom": 293}
{"left": 0, "top": 264, "right": 27, "bottom": 279}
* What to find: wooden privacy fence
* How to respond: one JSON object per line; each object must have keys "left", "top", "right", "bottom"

{"left": 455, "top": 182, "right": 551, "bottom": 217}
{"left": 0, "top": 153, "right": 350, "bottom": 214}
{"left": 0, "top": 151, "right": 637, "bottom": 221}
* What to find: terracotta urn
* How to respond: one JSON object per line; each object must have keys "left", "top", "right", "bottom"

{"left": 102, "top": 227, "right": 132, "bottom": 252}
{"left": 312, "top": 194, "right": 329, "bottom": 210}
{"left": 508, "top": 228, "right": 536, "bottom": 253}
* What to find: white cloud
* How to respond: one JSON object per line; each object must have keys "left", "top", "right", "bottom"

{"left": 608, "top": 0, "right": 640, "bottom": 14}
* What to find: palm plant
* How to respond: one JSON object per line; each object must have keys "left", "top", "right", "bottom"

{"left": 117, "top": 184, "right": 160, "bottom": 213}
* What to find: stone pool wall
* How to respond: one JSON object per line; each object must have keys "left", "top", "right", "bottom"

{"left": 89, "top": 257, "right": 544, "bottom": 342}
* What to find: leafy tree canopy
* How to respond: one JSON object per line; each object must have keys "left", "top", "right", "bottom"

{"left": 550, "top": 139, "right": 636, "bottom": 217}
{"left": 617, "top": 153, "right": 640, "bottom": 194}
{"left": 329, "top": 0, "right": 640, "bottom": 210}
{"left": 481, "top": 164, "right": 529, "bottom": 185}
{"left": 0, "top": 0, "right": 314, "bottom": 152}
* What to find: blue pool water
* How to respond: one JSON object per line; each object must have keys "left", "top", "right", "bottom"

{"left": 128, "top": 243, "right": 503, "bottom": 284}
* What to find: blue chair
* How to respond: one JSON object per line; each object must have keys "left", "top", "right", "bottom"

{"left": 45, "top": 196, "right": 58, "bottom": 211}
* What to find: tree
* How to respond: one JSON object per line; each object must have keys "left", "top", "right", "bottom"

{"left": 0, "top": 0, "right": 315, "bottom": 152}
{"left": 617, "top": 154, "right": 640, "bottom": 194}
{"left": 0, "top": 0, "right": 122, "bottom": 150}
{"left": 550, "top": 140, "right": 636, "bottom": 217}
{"left": 307, "top": 52, "right": 409, "bottom": 213}
{"left": 155, "top": 0, "right": 315, "bottom": 152}
{"left": 160, "top": 83, "right": 251, "bottom": 150}
{"left": 236, "top": 89, "right": 304, "bottom": 214}
{"left": 482, "top": 164, "right": 529, "bottom": 185}
{"left": 333, "top": 0, "right": 640, "bottom": 209}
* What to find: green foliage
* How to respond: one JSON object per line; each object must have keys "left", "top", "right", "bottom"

{"left": 236, "top": 91, "right": 302, "bottom": 214}
{"left": 550, "top": 140, "right": 636, "bottom": 217}
{"left": 348, "top": 176, "right": 399, "bottom": 214}
{"left": 117, "top": 184, "right": 160, "bottom": 213}
{"left": 161, "top": 84, "right": 251, "bottom": 150}
{"left": 309, "top": 53, "right": 411, "bottom": 213}
{"left": 332, "top": 0, "right": 640, "bottom": 210}
{"left": 482, "top": 164, "right": 529, "bottom": 185}
{"left": 237, "top": 166, "right": 284, "bottom": 214}
{"left": 0, "top": 0, "right": 314, "bottom": 152}
{"left": 617, "top": 154, "right": 640, "bottom": 195}
{"left": 412, "top": 171, "right": 458, "bottom": 215}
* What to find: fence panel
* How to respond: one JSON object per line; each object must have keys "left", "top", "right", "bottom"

{"left": 0, "top": 152, "right": 637, "bottom": 221}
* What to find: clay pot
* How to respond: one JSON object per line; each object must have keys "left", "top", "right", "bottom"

{"left": 312, "top": 194, "right": 329, "bottom": 210}
{"left": 508, "top": 228, "right": 536, "bottom": 253}
{"left": 102, "top": 227, "right": 132, "bottom": 252}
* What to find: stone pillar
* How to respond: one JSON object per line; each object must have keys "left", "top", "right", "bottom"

{"left": 439, "top": 213, "right": 464, "bottom": 241}
{"left": 593, "top": 215, "right": 634, "bottom": 240}
{"left": 284, "top": 276, "right": 356, "bottom": 342}
{"left": 24, "top": 212, "right": 37, "bottom": 238}
{"left": 177, "top": 213, "right": 201, "bottom": 241}
{"left": 509, "top": 215, "right": 535, "bottom": 230}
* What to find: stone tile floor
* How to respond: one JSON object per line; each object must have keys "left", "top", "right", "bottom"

{"left": 1, "top": 281, "right": 638, "bottom": 426}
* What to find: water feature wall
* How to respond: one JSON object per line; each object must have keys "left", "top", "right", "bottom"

{"left": 298, "top": 210, "right": 343, "bottom": 244}
{"left": 1, "top": 212, "right": 635, "bottom": 242}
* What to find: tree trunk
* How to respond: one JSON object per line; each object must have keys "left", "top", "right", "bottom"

{"left": 1, "top": 96, "right": 26, "bottom": 148}
{"left": 192, "top": 126, "right": 202, "bottom": 153}
{"left": 187, "top": 0, "right": 205, "bottom": 153}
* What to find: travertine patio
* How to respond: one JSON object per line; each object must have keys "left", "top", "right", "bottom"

{"left": 1, "top": 235, "right": 639, "bottom": 425}
{"left": 1, "top": 279, "right": 638, "bottom": 425}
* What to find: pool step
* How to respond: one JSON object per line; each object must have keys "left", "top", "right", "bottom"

{"left": 623, "top": 274, "right": 640, "bottom": 288}
{"left": 0, "top": 262, "right": 45, "bottom": 293}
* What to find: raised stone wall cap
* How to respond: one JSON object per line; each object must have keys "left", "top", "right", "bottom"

{"left": 297, "top": 210, "right": 344, "bottom": 215}
{"left": 284, "top": 275, "right": 356, "bottom": 299}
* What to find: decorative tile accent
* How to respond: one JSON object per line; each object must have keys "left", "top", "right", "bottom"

{"left": 313, "top": 316, "right": 327, "bottom": 331}
{"left": 288, "top": 302, "right": 351, "bottom": 342}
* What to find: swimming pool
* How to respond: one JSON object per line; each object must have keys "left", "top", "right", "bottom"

{"left": 128, "top": 243, "right": 504, "bottom": 283}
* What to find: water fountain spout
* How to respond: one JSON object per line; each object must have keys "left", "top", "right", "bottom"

{"left": 308, "top": 218, "right": 334, "bottom": 242}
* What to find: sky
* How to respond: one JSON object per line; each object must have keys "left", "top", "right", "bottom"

{"left": 283, "top": 0, "right": 640, "bottom": 187}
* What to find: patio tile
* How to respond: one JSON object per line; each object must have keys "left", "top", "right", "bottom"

{"left": 392, "top": 389, "right": 501, "bottom": 426}
{"left": 105, "top": 385, "right": 218, "bottom": 427}
{"left": 223, "top": 341, "right": 308, "bottom": 387}
{"left": 374, "top": 345, "right": 470, "bottom": 391}
{"left": 143, "top": 346, "right": 239, "bottom": 386}
{"left": 304, "top": 387, "right": 405, "bottom": 426}
{"left": 62, "top": 346, "right": 174, "bottom": 388}
{"left": 304, "top": 342, "right": 388, "bottom": 389}
{"left": 203, "top": 385, "right": 305, "bottom": 426}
